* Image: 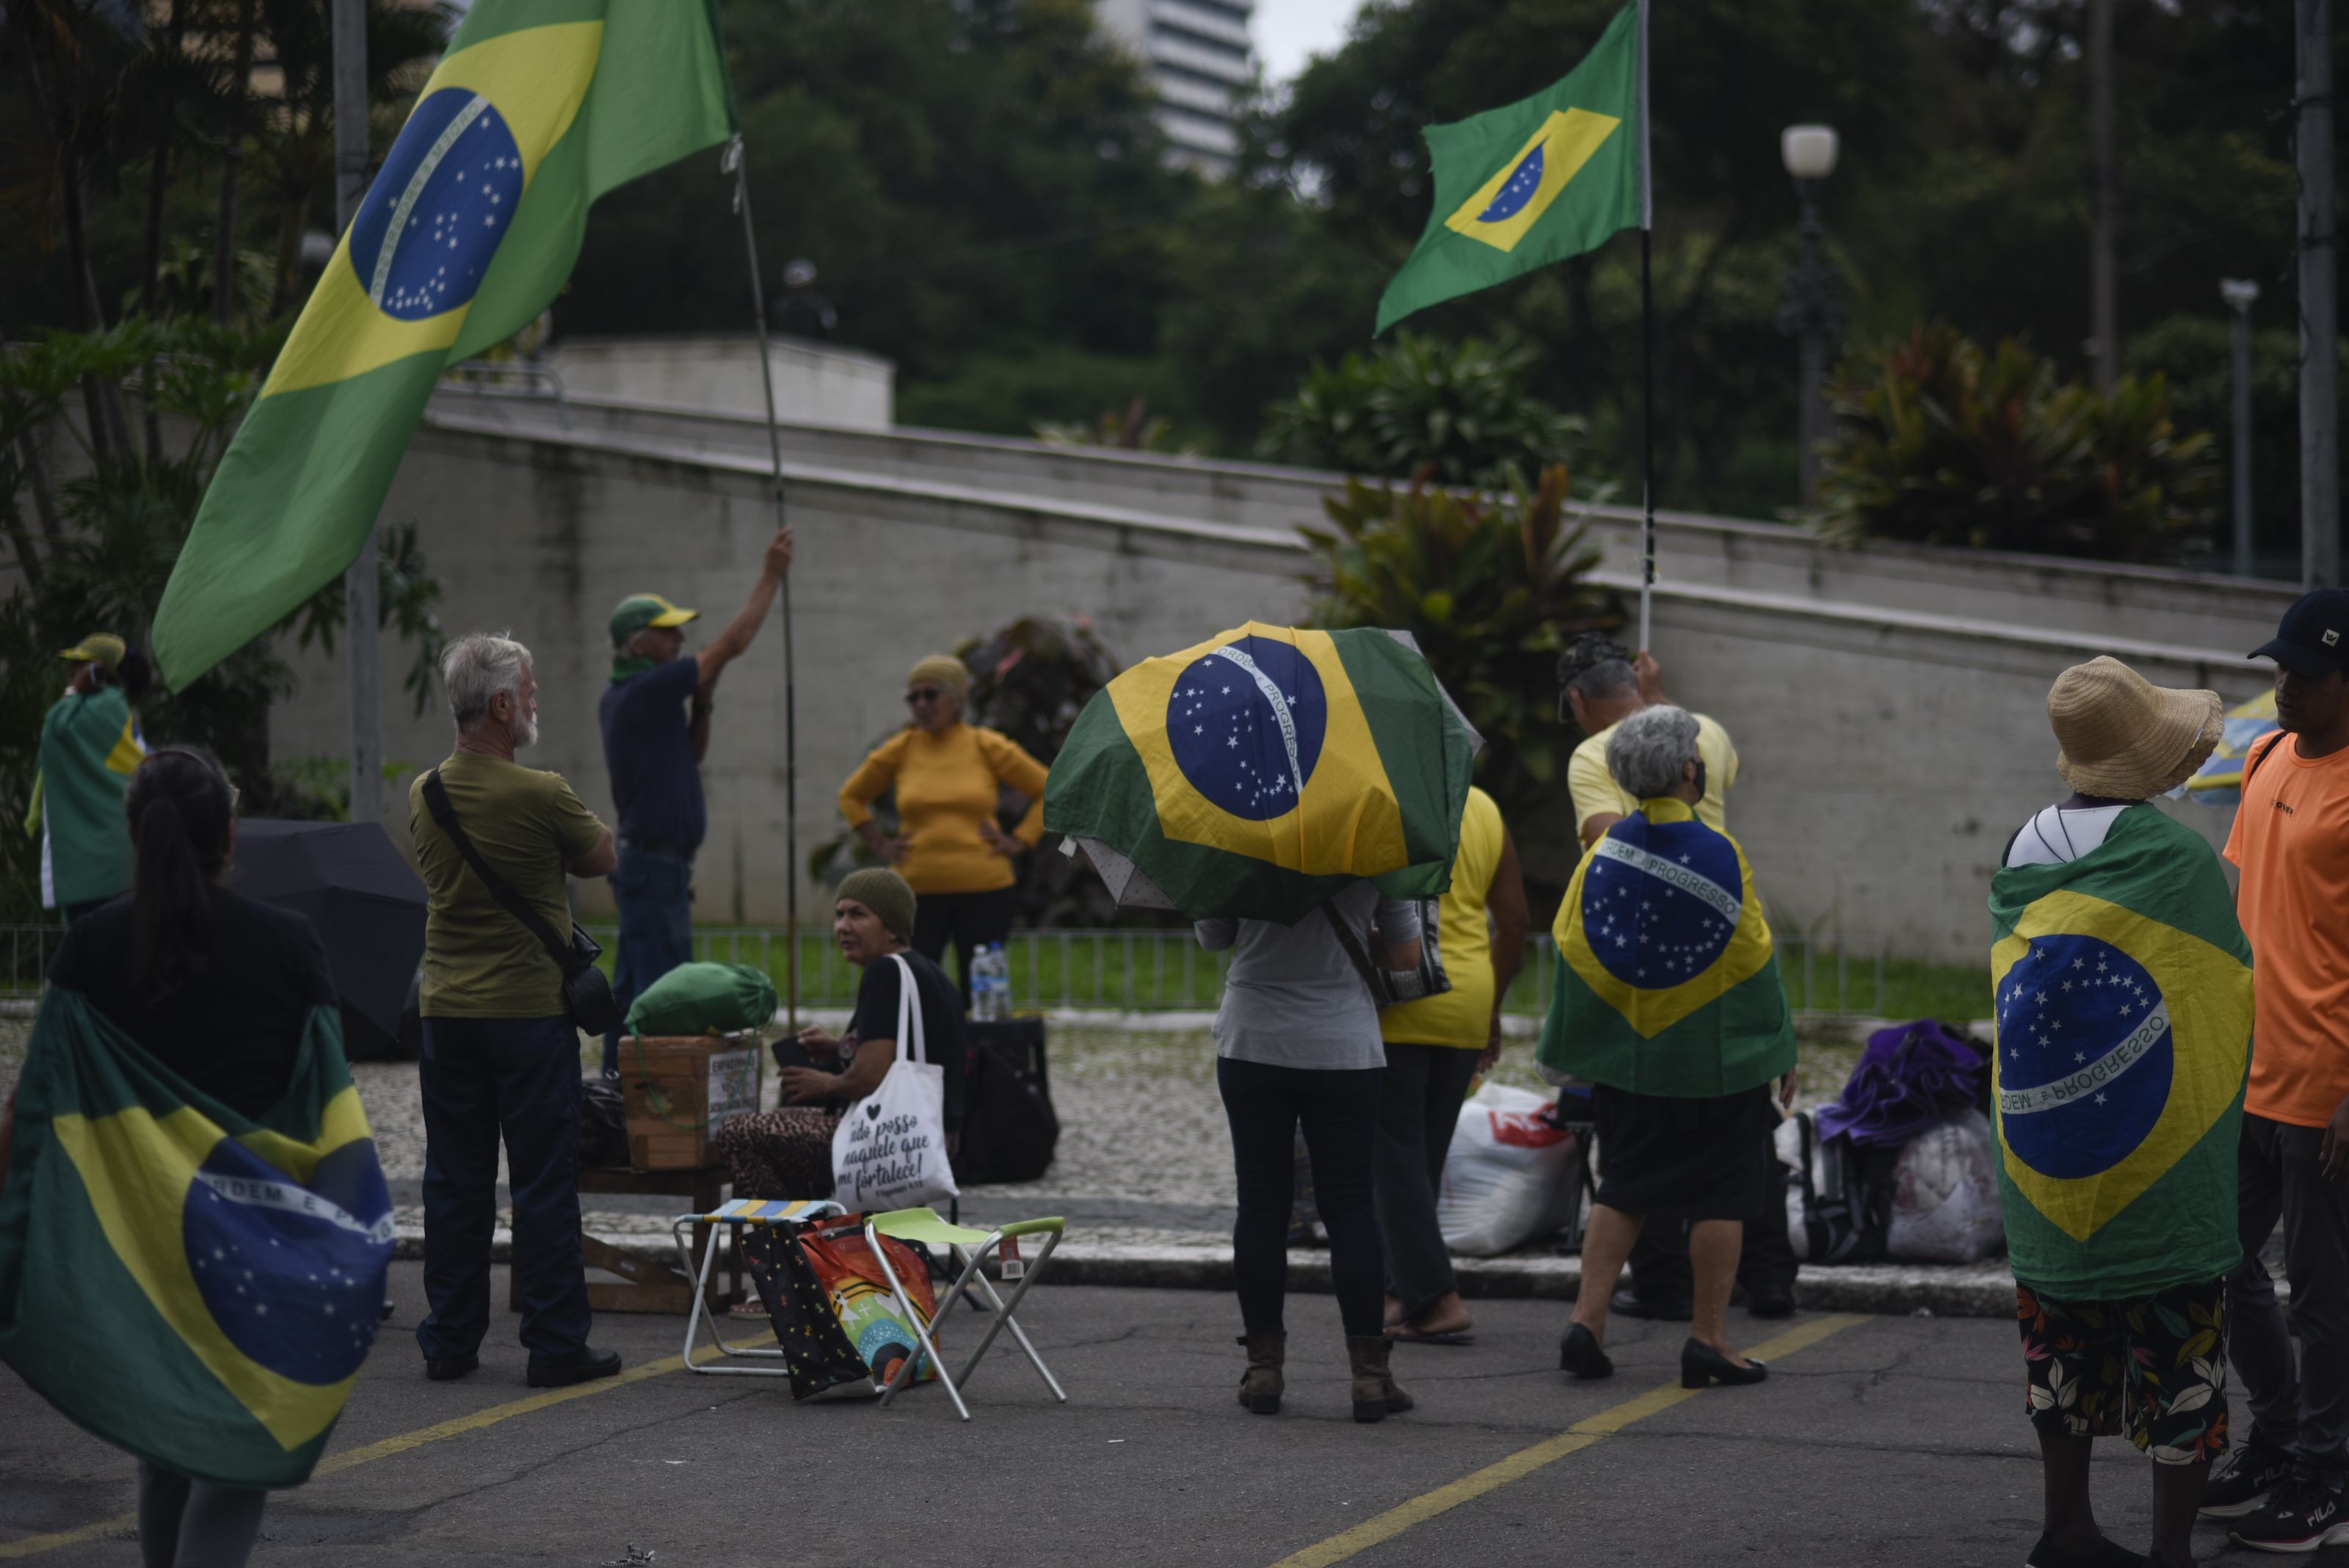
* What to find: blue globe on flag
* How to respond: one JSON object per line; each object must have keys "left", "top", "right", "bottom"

{"left": 1994, "top": 933, "right": 2174, "bottom": 1181}
{"left": 1579, "top": 821, "right": 1743, "bottom": 990}
{"left": 1164, "top": 635, "right": 1329, "bottom": 822}
{"left": 348, "top": 87, "right": 526, "bottom": 322}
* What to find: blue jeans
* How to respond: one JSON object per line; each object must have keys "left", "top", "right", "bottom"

{"left": 603, "top": 843, "right": 694, "bottom": 1074}
{"left": 415, "top": 1015, "right": 592, "bottom": 1365}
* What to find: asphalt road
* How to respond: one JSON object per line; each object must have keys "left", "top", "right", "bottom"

{"left": 1, "top": 1264, "right": 2336, "bottom": 1568}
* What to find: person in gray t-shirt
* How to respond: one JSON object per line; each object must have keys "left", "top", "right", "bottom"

{"left": 1199, "top": 882, "right": 1420, "bottom": 1425}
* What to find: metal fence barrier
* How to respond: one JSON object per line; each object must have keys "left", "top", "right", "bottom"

{"left": 1, "top": 923, "right": 1895, "bottom": 1017}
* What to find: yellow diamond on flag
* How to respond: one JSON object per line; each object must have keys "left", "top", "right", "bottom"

{"left": 1442, "top": 108, "right": 1623, "bottom": 254}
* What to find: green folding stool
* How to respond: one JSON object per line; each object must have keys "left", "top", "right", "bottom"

{"left": 863, "top": 1207, "right": 1068, "bottom": 1421}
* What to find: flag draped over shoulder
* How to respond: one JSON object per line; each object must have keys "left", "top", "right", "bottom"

{"left": 152, "top": 0, "right": 736, "bottom": 690}
{"left": 1375, "top": 0, "right": 1644, "bottom": 334}
{"left": 1988, "top": 805, "right": 2251, "bottom": 1300}
{"left": 1044, "top": 623, "right": 1477, "bottom": 923}
{"left": 0, "top": 987, "right": 392, "bottom": 1488}
{"left": 1535, "top": 798, "right": 1793, "bottom": 1097}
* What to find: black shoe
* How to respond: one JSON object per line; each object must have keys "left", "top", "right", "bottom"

{"left": 2203, "top": 1432, "right": 2298, "bottom": 1520}
{"left": 2229, "top": 1470, "right": 2349, "bottom": 1553}
{"left": 526, "top": 1347, "right": 622, "bottom": 1388}
{"left": 1680, "top": 1337, "right": 1767, "bottom": 1389}
{"left": 423, "top": 1352, "right": 478, "bottom": 1382}
{"left": 1608, "top": 1287, "right": 1693, "bottom": 1321}
{"left": 1558, "top": 1321, "right": 1613, "bottom": 1380}
{"left": 1746, "top": 1284, "right": 1798, "bottom": 1320}
{"left": 2023, "top": 1533, "right": 2149, "bottom": 1567}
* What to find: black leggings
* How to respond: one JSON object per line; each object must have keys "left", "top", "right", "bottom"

{"left": 1216, "top": 1056, "right": 1385, "bottom": 1337}
{"left": 912, "top": 886, "right": 1017, "bottom": 1008}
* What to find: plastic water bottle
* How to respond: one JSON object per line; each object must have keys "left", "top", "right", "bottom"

{"left": 970, "top": 943, "right": 1010, "bottom": 1020}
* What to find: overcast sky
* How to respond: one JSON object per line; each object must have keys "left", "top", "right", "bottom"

{"left": 1252, "top": 0, "right": 1362, "bottom": 84}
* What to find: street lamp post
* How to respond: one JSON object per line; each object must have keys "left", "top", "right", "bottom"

{"left": 2222, "top": 278, "right": 2260, "bottom": 578}
{"left": 1779, "top": 125, "right": 1845, "bottom": 504}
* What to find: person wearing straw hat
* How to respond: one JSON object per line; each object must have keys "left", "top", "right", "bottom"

{"left": 25, "top": 634, "right": 154, "bottom": 923}
{"left": 2203, "top": 588, "right": 2349, "bottom": 1553}
{"left": 596, "top": 526, "right": 794, "bottom": 1076}
{"left": 836, "top": 654, "right": 1050, "bottom": 1007}
{"left": 1990, "top": 656, "right": 2247, "bottom": 1568}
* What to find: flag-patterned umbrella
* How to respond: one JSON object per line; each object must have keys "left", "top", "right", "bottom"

{"left": 1043, "top": 622, "right": 1480, "bottom": 922}
{"left": 2176, "top": 689, "right": 2279, "bottom": 808}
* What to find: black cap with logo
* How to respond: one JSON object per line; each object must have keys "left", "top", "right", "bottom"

{"left": 2251, "top": 588, "right": 2349, "bottom": 677}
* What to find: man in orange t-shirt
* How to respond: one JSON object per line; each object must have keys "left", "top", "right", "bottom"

{"left": 2207, "top": 587, "right": 2349, "bottom": 1551}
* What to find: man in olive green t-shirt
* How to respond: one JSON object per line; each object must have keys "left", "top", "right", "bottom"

{"left": 407, "top": 632, "right": 620, "bottom": 1390}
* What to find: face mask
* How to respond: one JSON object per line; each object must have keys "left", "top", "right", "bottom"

{"left": 1691, "top": 759, "right": 1708, "bottom": 800}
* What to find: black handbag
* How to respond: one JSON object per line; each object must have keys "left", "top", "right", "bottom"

{"left": 421, "top": 769, "right": 622, "bottom": 1037}
{"left": 1323, "top": 896, "right": 1451, "bottom": 1007}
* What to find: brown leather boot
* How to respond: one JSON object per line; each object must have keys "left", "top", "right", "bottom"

{"left": 1347, "top": 1334, "right": 1413, "bottom": 1423}
{"left": 1237, "top": 1331, "right": 1285, "bottom": 1415}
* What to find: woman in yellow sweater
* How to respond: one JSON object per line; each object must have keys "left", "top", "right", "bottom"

{"left": 837, "top": 654, "right": 1049, "bottom": 1003}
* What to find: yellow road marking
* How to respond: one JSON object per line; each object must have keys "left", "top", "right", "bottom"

{"left": 1268, "top": 1314, "right": 1870, "bottom": 1568}
{"left": 0, "top": 1337, "right": 761, "bottom": 1561}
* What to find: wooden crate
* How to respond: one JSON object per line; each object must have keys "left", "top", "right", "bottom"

{"left": 614, "top": 1032, "right": 764, "bottom": 1170}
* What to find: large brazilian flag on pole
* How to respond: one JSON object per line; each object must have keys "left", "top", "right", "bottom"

{"left": 151, "top": 0, "right": 736, "bottom": 689}
{"left": 1988, "top": 805, "right": 2251, "bottom": 1300}
{"left": 0, "top": 987, "right": 392, "bottom": 1487}
{"left": 1536, "top": 799, "right": 1795, "bottom": 1097}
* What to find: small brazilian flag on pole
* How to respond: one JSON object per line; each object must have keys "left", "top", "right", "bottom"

{"left": 151, "top": 0, "right": 736, "bottom": 690}
{"left": 0, "top": 987, "right": 392, "bottom": 1487}
{"left": 1536, "top": 799, "right": 1795, "bottom": 1097}
{"left": 1374, "top": 0, "right": 1647, "bottom": 333}
{"left": 1988, "top": 805, "right": 2251, "bottom": 1301}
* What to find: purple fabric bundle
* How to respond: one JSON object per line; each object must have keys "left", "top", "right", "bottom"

{"left": 1813, "top": 1020, "right": 1989, "bottom": 1148}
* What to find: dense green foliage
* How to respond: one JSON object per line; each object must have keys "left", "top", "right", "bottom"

{"left": 1301, "top": 465, "right": 1615, "bottom": 883}
{"left": 1809, "top": 324, "right": 2221, "bottom": 562}
{"left": 1259, "top": 332, "right": 1590, "bottom": 488}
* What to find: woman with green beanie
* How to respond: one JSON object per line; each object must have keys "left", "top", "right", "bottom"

{"left": 713, "top": 868, "right": 967, "bottom": 1206}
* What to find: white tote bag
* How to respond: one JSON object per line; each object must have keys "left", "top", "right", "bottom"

{"left": 831, "top": 954, "right": 960, "bottom": 1213}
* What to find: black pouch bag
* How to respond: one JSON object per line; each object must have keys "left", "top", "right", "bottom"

{"left": 951, "top": 1031, "right": 1060, "bottom": 1186}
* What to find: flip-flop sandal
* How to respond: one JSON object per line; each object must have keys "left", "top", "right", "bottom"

{"left": 727, "top": 1297, "right": 771, "bottom": 1319}
{"left": 1387, "top": 1325, "right": 1476, "bottom": 1346}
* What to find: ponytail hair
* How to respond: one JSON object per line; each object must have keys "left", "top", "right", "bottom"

{"left": 126, "top": 749, "right": 235, "bottom": 1004}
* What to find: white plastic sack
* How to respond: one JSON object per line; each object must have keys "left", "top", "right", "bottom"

{"left": 1886, "top": 1108, "right": 2004, "bottom": 1264}
{"left": 832, "top": 955, "right": 959, "bottom": 1212}
{"left": 1437, "top": 1082, "right": 1581, "bottom": 1257}
{"left": 1775, "top": 1107, "right": 2003, "bottom": 1264}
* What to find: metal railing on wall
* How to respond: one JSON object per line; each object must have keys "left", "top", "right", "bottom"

{"left": 0, "top": 924, "right": 1895, "bottom": 1017}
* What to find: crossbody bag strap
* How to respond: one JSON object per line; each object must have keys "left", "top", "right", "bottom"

{"left": 1320, "top": 901, "right": 1384, "bottom": 996}
{"left": 2243, "top": 729, "right": 2287, "bottom": 794}
{"left": 422, "top": 769, "right": 581, "bottom": 977}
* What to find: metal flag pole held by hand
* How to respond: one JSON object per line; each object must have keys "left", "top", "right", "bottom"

{"left": 726, "top": 134, "right": 799, "bottom": 1030}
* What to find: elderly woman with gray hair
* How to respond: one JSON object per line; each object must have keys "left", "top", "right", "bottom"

{"left": 1538, "top": 705, "right": 1798, "bottom": 1393}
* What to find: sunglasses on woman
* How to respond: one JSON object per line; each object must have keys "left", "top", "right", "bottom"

{"left": 905, "top": 687, "right": 945, "bottom": 705}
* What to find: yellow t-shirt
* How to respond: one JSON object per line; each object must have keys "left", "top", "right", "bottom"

{"left": 1566, "top": 711, "right": 1739, "bottom": 838}
{"left": 1381, "top": 787, "right": 1507, "bottom": 1050}
{"left": 837, "top": 723, "right": 1050, "bottom": 896}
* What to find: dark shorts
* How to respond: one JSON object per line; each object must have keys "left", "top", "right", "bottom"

{"left": 2016, "top": 1278, "right": 2230, "bottom": 1463}
{"left": 1591, "top": 1083, "right": 1777, "bottom": 1222}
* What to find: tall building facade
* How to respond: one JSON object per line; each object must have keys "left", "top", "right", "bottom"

{"left": 1092, "top": 0, "right": 1255, "bottom": 177}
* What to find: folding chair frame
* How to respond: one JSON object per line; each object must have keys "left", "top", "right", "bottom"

{"left": 866, "top": 1216, "right": 1067, "bottom": 1422}
{"left": 672, "top": 1200, "right": 845, "bottom": 1378}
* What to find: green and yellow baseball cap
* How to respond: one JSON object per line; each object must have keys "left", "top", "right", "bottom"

{"left": 608, "top": 593, "right": 699, "bottom": 648}
{"left": 58, "top": 633, "right": 126, "bottom": 672}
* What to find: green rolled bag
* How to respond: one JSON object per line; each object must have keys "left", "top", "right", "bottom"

{"left": 622, "top": 961, "right": 780, "bottom": 1037}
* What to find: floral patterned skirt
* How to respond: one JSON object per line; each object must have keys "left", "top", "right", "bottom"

{"left": 2016, "top": 1277, "right": 2229, "bottom": 1464}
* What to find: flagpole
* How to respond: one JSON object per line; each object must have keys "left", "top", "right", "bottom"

{"left": 725, "top": 134, "right": 799, "bottom": 1031}
{"left": 1635, "top": 0, "right": 1656, "bottom": 655}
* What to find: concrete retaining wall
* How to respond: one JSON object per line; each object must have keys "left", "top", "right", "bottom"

{"left": 271, "top": 410, "right": 2269, "bottom": 963}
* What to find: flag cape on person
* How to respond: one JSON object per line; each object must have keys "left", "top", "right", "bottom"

{"left": 2176, "top": 689, "right": 2281, "bottom": 808}
{"left": 1535, "top": 797, "right": 1793, "bottom": 1097}
{"left": 150, "top": 0, "right": 735, "bottom": 689}
{"left": 1044, "top": 622, "right": 1478, "bottom": 923}
{"left": 0, "top": 986, "right": 392, "bottom": 1488}
{"left": 1987, "top": 804, "right": 2251, "bottom": 1301}
{"left": 1375, "top": 0, "right": 1645, "bottom": 333}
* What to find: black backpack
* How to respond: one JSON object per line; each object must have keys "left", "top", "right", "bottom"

{"left": 1787, "top": 1111, "right": 1899, "bottom": 1266}
{"left": 951, "top": 1031, "right": 1060, "bottom": 1186}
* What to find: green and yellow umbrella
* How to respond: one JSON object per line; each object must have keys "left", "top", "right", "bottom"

{"left": 1044, "top": 621, "right": 1481, "bottom": 922}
